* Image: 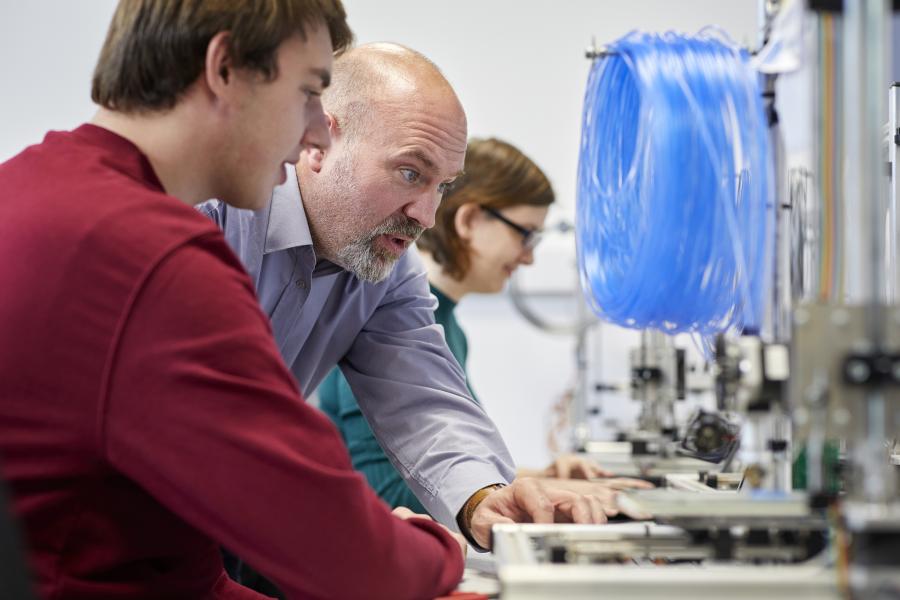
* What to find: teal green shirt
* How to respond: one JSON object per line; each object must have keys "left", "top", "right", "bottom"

{"left": 319, "top": 284, "right": 475, "bottom": 514}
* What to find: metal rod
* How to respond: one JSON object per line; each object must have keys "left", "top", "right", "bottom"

{"left": 843, "top": 0, "right": 892, "bottom": 504}
{"left": 844, "top": 0, "right": 890, "bottom": 338}
{"left": 888, "top": 83, "right": 900, "bottom": 303}
{"left": 766, "top": 73, "right": 792, "bottom": 343}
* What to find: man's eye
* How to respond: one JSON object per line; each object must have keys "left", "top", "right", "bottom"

{"left": 438, "top": 181, "right": 455, "bottom": 195}
{"left": 400, "top": 168, "right": 420, "bottom": 184}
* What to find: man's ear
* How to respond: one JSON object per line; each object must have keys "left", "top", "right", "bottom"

{"left": 307, "top": 113, "right": 338, "bottom": 173}
{"left": 454, "top": 203, "right": 482, "bottom": 241}
{"left": 203, "top": 31, "right": 235, "bottom": 102}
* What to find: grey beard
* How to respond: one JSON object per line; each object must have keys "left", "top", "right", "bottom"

{"left": 336, "top": 216, "right": 424, "bottom": 283}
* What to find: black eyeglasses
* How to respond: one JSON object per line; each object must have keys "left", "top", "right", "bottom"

{"left": 481, "top": 206, "right": 543, "bottom": 251}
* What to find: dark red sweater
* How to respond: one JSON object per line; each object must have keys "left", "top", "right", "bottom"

{"left": 0, "top": 125, "right": 462, "bottom": 599}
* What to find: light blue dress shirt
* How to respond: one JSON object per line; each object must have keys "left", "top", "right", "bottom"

{"left": 199, "top": 166, "right": 515, "bottom": 526}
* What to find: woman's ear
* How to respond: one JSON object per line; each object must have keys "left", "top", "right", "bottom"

{"left": 454, "top": 202, "right": 483, "bottom": 241}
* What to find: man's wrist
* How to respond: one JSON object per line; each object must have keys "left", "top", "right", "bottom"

{"left": 456, "top": 483, "right": 505, "bottom": 550}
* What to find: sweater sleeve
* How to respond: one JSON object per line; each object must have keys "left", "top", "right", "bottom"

{"left": 102, "top": 234, "right": 463, "bottom": 600}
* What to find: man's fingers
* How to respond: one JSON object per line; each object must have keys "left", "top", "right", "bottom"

{"left": 601, "top": 492, "right": 621, "bottom": 517}
{"left": 392, "top": 506, "right": 433, "bottom": 520}
{"left": 603, "top": 477, "right": 655, "bottom": 490}
{"left": 569, "top": 459, "right": 589, "bottom": 479}
{"left": 392, "top": 506, "right": 414, "bottom": 519}
{"left": 569, "top": 455, "right": 611, "bottom": 480}
{"left": 546, "top": 455, "right": 615, "bottom": 480}
{"left": 542, "top": 483, "right": 613, "bottom": 524}
{"left": 588, "top": 495, "right": 609, "bottom": 523}
{"left": 567, "top": 493, "right": 596, "bottom": 524}
{"left": 584, "top": 461, "right": 607, "bottom": 480}
{"left": 470, "top": 497, "right": 518, "bottom": 549}
{"left": 498, "top": 478, "right": 630, "bottom": 531}
{"left": 514, "top": 478, "right": 556, "bottom": 524}
{"left": 577, "top": 458, "right": 604, "bottom": 480}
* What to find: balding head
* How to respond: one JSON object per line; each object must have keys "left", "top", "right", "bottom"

{"left": 323, "top": 42, "right": 465, "bottom": 142}
{"left": 298, "top": 42, "right": 468, "bottom": 283}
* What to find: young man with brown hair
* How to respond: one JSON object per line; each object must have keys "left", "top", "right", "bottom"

{"left": 0, "top": 2, "right": 467, "bottom": 598}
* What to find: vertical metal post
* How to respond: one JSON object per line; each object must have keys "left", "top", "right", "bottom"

{"left": 767, "top": 76, "right": 793, "bottom": 344}
{"left": 571, "top": 325, "right": 590, "bottom": 452}
{"left": 843, "top": 0, "right": 892, "bottom": 503}
{"left": 888, "top": 84, "right": 900, "bottom": 303}
{"left": 572, "top": 273, "right": 593, "bottom": 452}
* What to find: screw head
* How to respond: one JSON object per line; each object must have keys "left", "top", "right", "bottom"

{"left": 846, "top": 358, "right": 871, "bottom": 383}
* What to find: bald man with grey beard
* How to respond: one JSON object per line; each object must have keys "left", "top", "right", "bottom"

{"left": 201, "top": 42, "right": 611, "bottom": 590}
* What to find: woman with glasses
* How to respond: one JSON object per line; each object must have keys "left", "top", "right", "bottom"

{"left": 318, "top": 137, "right": 619, "bottom": 515}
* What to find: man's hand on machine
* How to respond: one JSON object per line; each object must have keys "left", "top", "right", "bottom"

{"left": 459, "top": 477, "right": 636, "bottom": 550}
{"left": 537, "top": 477, "right": 654, "bottom": 517}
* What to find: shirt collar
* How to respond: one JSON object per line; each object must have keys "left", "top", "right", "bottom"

{"left": 429, "top": 283, "right": 458, "bottom": 312}
{"left": 263, "top": 164, "right": 313, "bottom": 254}
{"left": 261, "top": 165, "right": 369, "bottom": 278}
{"left": 74, "top": 124, "right": 165, "bottom": 193}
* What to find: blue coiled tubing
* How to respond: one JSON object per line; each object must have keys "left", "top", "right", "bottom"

{"left": 576, "top": 30, "right": 772, "bottom": 336}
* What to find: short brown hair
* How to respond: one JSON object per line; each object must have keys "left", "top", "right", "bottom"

{"left": 92, "top": 0, "right": 353, "bottom": 113}
{"left": 417, "top": 138, "right": 555, "bottom": 279}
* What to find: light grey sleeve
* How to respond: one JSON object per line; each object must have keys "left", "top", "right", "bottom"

{"left": 340, "top": 251, "right": 516, "bottom": 527}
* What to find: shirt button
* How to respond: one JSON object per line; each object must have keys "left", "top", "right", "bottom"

{"left": 295, "top": 279, "right": 307, "bottom": 289}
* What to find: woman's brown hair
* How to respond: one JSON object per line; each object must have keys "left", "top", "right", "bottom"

{"left": 417, "top": 137, "right": 554, "bottom": 279}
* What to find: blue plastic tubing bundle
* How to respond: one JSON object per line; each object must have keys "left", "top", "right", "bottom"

{"left": 576, "top": 30, "right": 772, "bottom": 335}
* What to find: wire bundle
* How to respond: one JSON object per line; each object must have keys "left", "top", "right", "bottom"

{"left": 576, "top": 30, "right": 772, "bottom": 335}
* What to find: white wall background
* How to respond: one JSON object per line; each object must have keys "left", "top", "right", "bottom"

{"left": 0, "top": 1, "right": 759, "bottom": 468}
{"left": 0, "top": 1, "right": 120, "bottom": 161}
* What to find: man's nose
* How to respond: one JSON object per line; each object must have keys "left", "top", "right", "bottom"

{"left": 403, "top": 192, "right": 440, "bottom": 229}
{"left": 300, "top": 100, "right": 331, "bottom": 152}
